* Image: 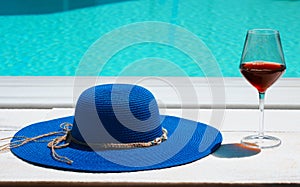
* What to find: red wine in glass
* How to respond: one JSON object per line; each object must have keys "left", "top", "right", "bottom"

{"left": 240, "top": 61, "right": 286, "bottom": 93}
{"left": 239, "top": 29, "right": 286, "bottom": 148}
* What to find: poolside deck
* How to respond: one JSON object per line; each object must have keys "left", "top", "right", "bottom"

{"left": 0, "top": 77, "right": 299, "bottom": 186}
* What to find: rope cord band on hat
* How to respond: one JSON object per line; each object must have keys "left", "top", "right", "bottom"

{"left": 0, "top": 122, "right": 168, "bottom": 165}
{"left": 0, "top": 122, "right": 74, "bottom": 164}
{"left": 69, "top": 127, "right": 168, "bottom": 149}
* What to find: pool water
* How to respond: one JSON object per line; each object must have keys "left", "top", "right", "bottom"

{"left": 0, "top": 0, "right": 299, "bottom": 77}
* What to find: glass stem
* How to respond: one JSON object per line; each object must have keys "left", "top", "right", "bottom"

{"left": 258, "top": 92, "right": 265, "bottom": 137}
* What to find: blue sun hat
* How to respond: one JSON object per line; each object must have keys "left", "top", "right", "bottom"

{"left": 8, "top": 84, "right": 222, "bottom": 172}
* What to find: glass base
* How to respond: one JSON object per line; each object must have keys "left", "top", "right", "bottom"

{"left": 241, "top": 134, "right": 281, "bottom": 149}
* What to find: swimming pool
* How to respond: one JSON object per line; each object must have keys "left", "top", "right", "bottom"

{"left": 0, "top": 0, "right": 299, "bottom": 77}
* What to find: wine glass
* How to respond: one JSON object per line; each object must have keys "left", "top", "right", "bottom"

{"left": 239, "top": 29, "right": 286, "bottom": 148}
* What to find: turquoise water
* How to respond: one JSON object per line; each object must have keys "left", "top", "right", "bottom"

{"left": 0, "top": 0, "right": 299, "bottom": 77}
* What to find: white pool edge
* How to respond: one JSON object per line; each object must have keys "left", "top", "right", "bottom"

{"left": 0, "top": 76, "right": 299, "bottom": 109}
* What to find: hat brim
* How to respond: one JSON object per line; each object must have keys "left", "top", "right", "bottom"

{"left": 11, "top": 115, "right": 222, "bottom": 173}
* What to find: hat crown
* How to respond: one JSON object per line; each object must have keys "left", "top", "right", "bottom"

{"left": 71, "top": 84, "right": 162, "bottom": 144}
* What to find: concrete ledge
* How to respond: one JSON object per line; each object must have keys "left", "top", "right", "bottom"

{"left": 0, "top": 109, "right": 299, "bottom": 184}
{"left": 0, "top": 181, "right": 298, "bottom": 187}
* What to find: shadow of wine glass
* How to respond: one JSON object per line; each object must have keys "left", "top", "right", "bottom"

{"left": 213, "top": 143, "right": 261, "bottom": 158}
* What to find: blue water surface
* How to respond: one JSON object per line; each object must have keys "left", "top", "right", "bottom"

{"left": 0, "top": 0, "right": 299, "bottom": 77}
